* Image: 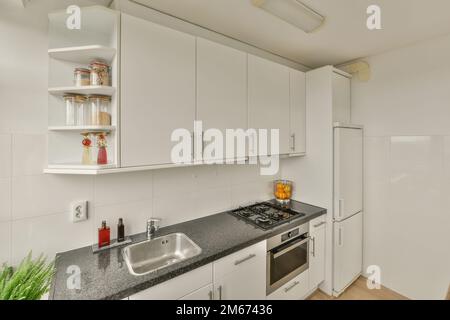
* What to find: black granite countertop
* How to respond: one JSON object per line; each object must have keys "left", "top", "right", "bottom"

{"left": 50, "top": 200, "right": 326, "bottom": 300}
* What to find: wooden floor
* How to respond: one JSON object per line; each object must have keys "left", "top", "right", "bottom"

{"left": 308, "top": 277, "right": 408, "bottom": 300}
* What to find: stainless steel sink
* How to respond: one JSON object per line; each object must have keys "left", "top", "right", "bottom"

{"left": 122, "top": 233, "right": 202, "bottom": 276}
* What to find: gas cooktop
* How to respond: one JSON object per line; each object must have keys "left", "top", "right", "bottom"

{"left": 230, "top": 202, "right": 306, "bottom": 230}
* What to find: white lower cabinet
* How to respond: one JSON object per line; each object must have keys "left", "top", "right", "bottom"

{"left": 267, "top": 270, "right": 309, "bottom": 300}
{"left": 309, "top": 215, "right": 326, "bottom": 290}
{"left": 129, "top": 264, "right": 212, "bottom": 300}
{"left": 213, "top": 241, "right": 266, "bottom": 300}
{"left": 128, "top": 241, "right": 266, "bottom": 300}
{"left": 179, "top": 284, "right": 214, "bottom": 300}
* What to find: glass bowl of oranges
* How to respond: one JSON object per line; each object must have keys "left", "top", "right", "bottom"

{"left": 274, "top": 180, "right": 293, "bottom": 206}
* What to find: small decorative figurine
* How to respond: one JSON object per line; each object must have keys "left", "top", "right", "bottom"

{"left": 81, "top": 133, "right": 92, "bottom": 165}
{"left": 97, "top": 133, "right": 108, "bottom": 165}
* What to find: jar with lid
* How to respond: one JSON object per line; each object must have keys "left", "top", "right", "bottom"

{"left": 74, "top": 68, "right": 90, "bottom": 87}
{"left": 89, "top": 60, "right": 110, "bottom": 86}
{"left": 63, "top": 94, "right": 77, "bottom": 126}
{"left": 74, "top": 95, "right": 90, "bottom": 126}
{"left": 89, "top": 95, "right": 111, "bottom": 126}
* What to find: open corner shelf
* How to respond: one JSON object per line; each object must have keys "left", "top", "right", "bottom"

{"left": 48, "top": 86, "right": 116, "bottom": 96}
{"left": 48, "top": 45, "right": 117, "bottom": 64}
{"left": 44, "top": 163, "right": 116, "bottom": 175}
{"left": 48, "top": 125, "right": 116, "bottom": 133}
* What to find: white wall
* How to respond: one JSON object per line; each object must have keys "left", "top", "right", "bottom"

{"left": 352, "top": 34, "right": 450, "bottom": 299}
{"left": 0, "top": 0, "right": 275, "bottom": 266}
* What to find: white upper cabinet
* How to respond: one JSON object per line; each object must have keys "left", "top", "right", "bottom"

{"left": 196, "top": 38, "right": 248, "bottom": 161}
{"left": 332, "top": 72, "right": 351, "bottom": 123}
{"left": 248, "top": 54, "right": 291, "bottom": 156}
{"left": 120, "top": 14, "right": 196, "bottom": 167}
{"left": 289, "top": 69, "right": 306, "bottom": 155}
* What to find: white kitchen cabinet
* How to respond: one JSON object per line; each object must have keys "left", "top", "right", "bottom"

{"left": 213, "top": 241, "right": 266, "bottom": 300}
{"left": 266, "top": 270, "right": 309, "bottom": 300}
{"left": 248, "top": 55, "right": 291, "bottom": 155}
{"left": 308, "top": 215, "right": 326, "bottom": 290}
{"left": 332, "top": 72, "right": 351, "bottom": 123}
{"left": 129, "top": 264, "right": 212, "bottom": 300}
{"left": 289, "top": 69, "right": 306, "bottom": 155}
{"left": 121, "top": 14, "right": 196, "bottom": 167}
{"left": 196, "top": 38, "right": 247, "bottom": 162}
{"left": 179, "top": 284, "right": 213, "bottom": 300}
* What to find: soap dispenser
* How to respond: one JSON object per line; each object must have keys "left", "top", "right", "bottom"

{"left": 117, "top": 218, "right": 125, "bottom": 243}
{"left": 98, "top": 220, "right": 110, "bottom": 248}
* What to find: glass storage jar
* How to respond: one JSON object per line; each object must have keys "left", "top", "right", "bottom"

{"left": 74, "top": 68, "right": 91, "bottom": 86}
{"left": 63, "top": 94, "right": 77, "bottom": 126}
{"left": 89, "top": 60, "right": 110, "bottom": 86}
{"left": 74, "top": 95, "right": 89, "bottom": 126}
{"left": 89, "top": 95, "right": 111, "bottom": 126}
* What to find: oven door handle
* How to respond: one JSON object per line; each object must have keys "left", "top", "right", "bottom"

{"left": 272, "top": 237, "right": 309, "bottom": 259}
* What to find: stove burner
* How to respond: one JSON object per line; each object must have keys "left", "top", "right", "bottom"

{"left": 230, "top": 202, "right": 306, "bottom": 230}
{"left": 251, "top": 205, "right": 270, "bottom": 214}
{"left": 256, "top": 217, "right": 271, "bottom": 224}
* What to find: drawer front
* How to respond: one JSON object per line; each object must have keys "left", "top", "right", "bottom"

{"left": 267, "top": 270, "right": 309, "bottom": 300}
{"left": 309, "top": 215, "right": 326, "bottom": 231}
{"left": 129, "top": 263, "right": 213, "bottom": 300}
{"left": 214, "top": 241, "right": 266, "bottom": 280}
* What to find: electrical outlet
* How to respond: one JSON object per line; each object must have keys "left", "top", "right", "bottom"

{"left": 71, "top": 201, "right": 88, "bottom": 223}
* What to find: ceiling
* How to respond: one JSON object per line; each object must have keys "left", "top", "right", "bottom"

{"left": 134, "top": 0, "right": 450, "bottom": 68}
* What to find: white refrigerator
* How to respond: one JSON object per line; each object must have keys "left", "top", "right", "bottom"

{"left": 332, "top": 123, "right": 363, "bottom": 296}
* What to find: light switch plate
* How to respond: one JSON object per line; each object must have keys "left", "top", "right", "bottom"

{"left": 71, "top": 201, "right": 88, "bottom": 223}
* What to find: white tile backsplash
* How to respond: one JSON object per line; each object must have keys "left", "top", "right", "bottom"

{"left": 94, "top": 171, "right": 153, "bottom": 207}
{"left": 0, "top": 221, "right": 11, "bottom": 265}
{"left": 12, "top": 134, "right": 47, "bottom": 176}
{"left": 93, "top": 201, "right": 152, "bottom": 241}
{"left": 0, "top": 178, "right": 11, "bottom": 222}
{"left": 12, "top": 174, "right": 94, "bottom": 220}
{"left": 11, "top": 212, "right": 93, "bottom": 266}
{"left": 0, "top": 134, "right": 11, "bottom": 178}
{"left": 3, "top": 141, "right": 269, "bottom": 265}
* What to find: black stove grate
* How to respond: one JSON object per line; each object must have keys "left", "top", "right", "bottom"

{"left": 230, "top": 202, "right": 305, "bottom": 230}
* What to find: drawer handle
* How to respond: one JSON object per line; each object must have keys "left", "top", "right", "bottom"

{"left": 284, "top": 281, "right": 300, "bottom": 293}
{"left": 314, "top": 221, "right": 326, "bottom": 228}
{"left": 234, "top": 254, "right": 256, "bottom": 266}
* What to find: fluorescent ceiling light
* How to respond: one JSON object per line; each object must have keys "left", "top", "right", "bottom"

{"left": 252, "top": 0, "right": 325, "bottom": 33}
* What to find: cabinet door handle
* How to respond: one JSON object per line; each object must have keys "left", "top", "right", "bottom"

{"left": 314, "top": 221, "right": 326, "bottom": 228}
{"left": 201, "top": 131, "right": 205, "bottom": 154}
{"left": 290, "top": 134, "right": 296, "bottom": 151}
{"left": 284, "top": 281, "right": 299, "bottom": 293}
{"left": 311, "top": 237, "right": 315, "bottom": 257}
{"left": 234, "top": 254, "right": 256, "bottom": 266}
{"left": 217, "top": 285, "right": 223, "bottom": 300}
{"left": 208, "top": 290, "right": 213, "bottom": 300}
{"left": 191, "top": 131, "right": 195, "bottom": 160}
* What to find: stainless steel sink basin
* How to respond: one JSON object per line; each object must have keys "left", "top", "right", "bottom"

{"left": 123, "top": 233, "right": 202, "bottom": 276}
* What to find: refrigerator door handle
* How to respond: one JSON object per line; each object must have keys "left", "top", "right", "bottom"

{"left": 338, "top": 199, "right": 344, "bottom": 219}
{"left": 338, "top": 227, "right": 343, "bottom": 247}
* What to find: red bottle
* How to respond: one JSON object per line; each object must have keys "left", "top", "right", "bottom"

{"left": 98, "top": 221, "right": 110, "bottom": 248}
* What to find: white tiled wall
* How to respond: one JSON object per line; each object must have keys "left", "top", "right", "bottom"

{"left": 0, "top": 1, "right": 277, "bottom": 267}
{"left": 352, "top": 34, "right": 450, "bottom": 300}
{"left": 0, "top": 133, "right": 275, "bottom": 266}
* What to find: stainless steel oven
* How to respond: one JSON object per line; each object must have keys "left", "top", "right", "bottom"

{"left": 266, "top": 223, "right": 309, "bottom": 295}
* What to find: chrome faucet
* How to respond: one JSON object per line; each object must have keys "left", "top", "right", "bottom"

{"left": 147, "top": 218, "right": 161, "bottom": 239}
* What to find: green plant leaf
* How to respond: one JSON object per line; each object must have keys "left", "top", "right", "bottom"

{"left": 0, "top": 252, "right": 54, "bottom": 300}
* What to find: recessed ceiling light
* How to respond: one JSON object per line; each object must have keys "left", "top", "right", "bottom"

{"left": 252, "top": 0, "right": 325, "bottom": 33}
